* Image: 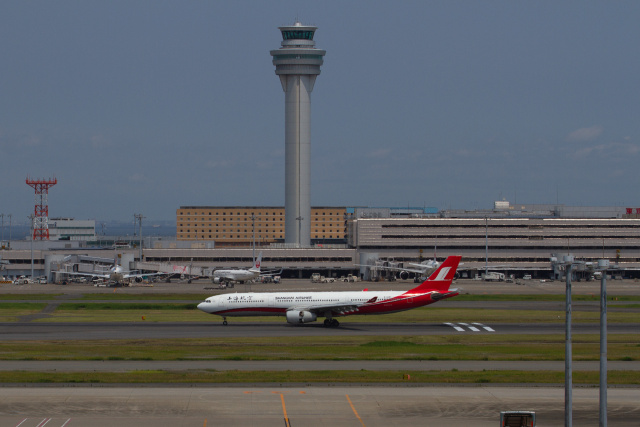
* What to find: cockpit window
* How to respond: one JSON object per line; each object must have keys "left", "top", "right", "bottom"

{"left": 205, "top": 299, "right": 211, "bottom": 303}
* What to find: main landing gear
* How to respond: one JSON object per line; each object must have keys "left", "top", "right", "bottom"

{"left": 323, "top": 318, "right": 339, "bottom": 328}
{"left": 222, "top": 317, "right": 228, "bottom": 326}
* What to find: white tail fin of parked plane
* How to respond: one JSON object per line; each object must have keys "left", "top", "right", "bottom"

{"left": 250, "top": 252, "right": 262, "bottom": 273}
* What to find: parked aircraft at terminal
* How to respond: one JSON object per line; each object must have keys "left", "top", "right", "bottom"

{"left": 212, "top": 252, "right": 263, "bottom": 284}
{"left": 198, "top": 255, "right": 462, "bottom": 327}
{"left": 59, "top": 261, "right": 165, "bottom": 285}
{"left": 363, "top": 258, "right": 441, "bottom": 281}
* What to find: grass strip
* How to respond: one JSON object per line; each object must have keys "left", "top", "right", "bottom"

{"left": 56, "top": 303, "right": 197, "bottom": 310}
{"left": 0, "top": 303, "right": 48, "bottom": 322}
{"left": 0, "top": 370, "right": 637, "bottom": 384}
{"left": 0, "top": 335, "right": 637, "bottom": 361}
{"left": 0, "top": 294, "right": 64, "bottom": 300}
{"left": 32, "top": 306, "right": 640, "bottom": 323}
{"left": 455, "top": 294, "right": 640, "bottom": 302}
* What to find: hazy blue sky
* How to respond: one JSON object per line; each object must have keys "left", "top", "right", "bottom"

{"left": 1, "top": 1, "right": 639, "bottom": 223}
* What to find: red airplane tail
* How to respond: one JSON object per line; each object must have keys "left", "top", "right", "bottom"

{"left": 406, "top": 255, "right": 461, "bottom": 293}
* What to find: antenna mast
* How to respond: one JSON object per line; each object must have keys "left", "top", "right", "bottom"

{"left": 25, "top": 176, "right": 57, "bottom": 240}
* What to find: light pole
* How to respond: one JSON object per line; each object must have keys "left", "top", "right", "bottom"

{"left": 563, "top": 254, "right": 580, "bottom": 427}
{"left": 296, "top": 216, "right": 303, "bottom": 248}
{"left": 8, "top": 214, "right": 12, "bottom": 242}
{"left": 134, "top": 214, "right": 145, "bottom": 261}
{"left": 251, "top": 213, "right": 257, "bottom": 263}
{"left": 484, "top": 217, "right": 489, "bottom": 277}
{"left": 29, "top": 214, "right": 35, "bottom": 279}
{"left": 598, "top": 259, "right": 610, "bottom": 427}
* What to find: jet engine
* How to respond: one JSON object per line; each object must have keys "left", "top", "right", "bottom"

{"left": 134, "top": 277, "right": 143, "bottom": 283}
{"left": 398, "top": 270, "right": 410, "bottom": 280}
{"left": 286, "top": 310, "right": 317, "bottom": 324}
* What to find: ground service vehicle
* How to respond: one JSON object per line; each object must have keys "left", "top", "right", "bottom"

{"left": 500, "top": 411, "right": 535, "bottom": 426}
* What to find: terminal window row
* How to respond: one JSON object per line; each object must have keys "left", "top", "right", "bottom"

{"left": 381, "top": 223, "right": 640, "bottom": 229}
{"left": 380, "top": 234, "right": 640, "bottom": 239}
{"left": 144, "top": 256, "right": 353, "bottom": 263}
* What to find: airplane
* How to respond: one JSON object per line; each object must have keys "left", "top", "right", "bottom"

{"left": 198, "top": 255, "right": 461, "bottom": 327}
{"left": 58, "top": 260, "right": 165, "bottom": 285}
{"left": 212, "top": 252, "right": 263, "bottom": 285}
{"left": 356, "top": 258, "right": 441, "bottom": 281}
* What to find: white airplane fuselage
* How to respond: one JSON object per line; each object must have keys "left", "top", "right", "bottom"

{"left": 198, "top": 256, "right": 461, "bottom": 326}
{"left": 198, "top": 289, "right": 449, "bottom": 318}
{"left": 213, "top": 269, "right": 259, "bottom": 283}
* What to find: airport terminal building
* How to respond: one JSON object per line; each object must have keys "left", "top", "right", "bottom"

{"left": 3, "top": 202, "right": 640, "bottom": 281}
{"left": 176, "top": 206, "right": 346, "bottom": 246}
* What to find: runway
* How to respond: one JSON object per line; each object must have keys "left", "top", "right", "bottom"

{"left": 1, "top": 386, "right": 639, "bottom": 427}
{"left": 1, "top": 321, "right": 639, "bottom": 341}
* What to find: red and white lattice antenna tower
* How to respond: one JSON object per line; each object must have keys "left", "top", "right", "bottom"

{"left": 25, "top": 176, "right": 57, "bottom": 240}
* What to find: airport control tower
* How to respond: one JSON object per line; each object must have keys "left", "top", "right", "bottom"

{"left": 271, "top": 22, "right": 325, "bottom": 247}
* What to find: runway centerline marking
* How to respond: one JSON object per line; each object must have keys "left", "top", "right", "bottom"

{"left": 280, "top": 393, "right": 291, "bottom": 427}
{"left": 346, "top": 394, "right": 366, "bottom": 427}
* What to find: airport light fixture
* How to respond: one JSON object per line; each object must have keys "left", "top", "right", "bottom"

{"left": 563, "top": 254, "right": 577, "bottom": 427}
{"left": 560, "top": 255, "right": 610, "bottom": 427}
{"left": 28, "top": 214, "right": 35, "bottom": 279}
{"left": 134, "top": 213, "right": 145, "bottom": 260}
{"left": 597, "top": 259, "right": 610, "bottom": 427}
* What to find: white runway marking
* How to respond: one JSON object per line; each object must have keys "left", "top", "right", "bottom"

{"left": 473, "top": 322, "right": 495, "bottom": 332}
{"left": 444, "top": 322, "right": 465, "bottom": 332}
{"left": 444, "top": 322, "right": 495, "bottom": 332}
{"left": 458, "top": 322, "right": 480, "bottom": 331}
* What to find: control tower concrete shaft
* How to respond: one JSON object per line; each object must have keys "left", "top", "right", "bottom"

{"left": 271, "top": 22, "right": 325, "bottom": 246}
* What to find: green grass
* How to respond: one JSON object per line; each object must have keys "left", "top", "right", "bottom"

{"left": 31, "top": 306, "right": 640, "bottom": 323}
{"left": 76, "top": 293, "right": 211, "bottom": 301}
{"left": 0, "top": 303, "right": 48, "bottom": 322}
{"left": 56, "top": 303, "right": 198, "bottom": 310}
{"left": 0, "top": 294, "right": 64, "bottom": 300}
{"left": 0, "top": 369, "right": 637, "bottom": 384}
{"left": 0, "top": 334, "right": 637, "bottom": 362}
{"left": 454, "top": 294, "right": 640, "bottom": 302}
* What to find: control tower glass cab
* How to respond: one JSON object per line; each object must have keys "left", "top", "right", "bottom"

{"left": 270, "top": 22, "right": 326, "bottom": 247}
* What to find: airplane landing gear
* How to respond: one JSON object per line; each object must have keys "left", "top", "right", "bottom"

{"left": 222, "top": 317, "right": 228, "bottom": 326}
{"left": 323, "top": 318, "right": 339, "bottom": 328}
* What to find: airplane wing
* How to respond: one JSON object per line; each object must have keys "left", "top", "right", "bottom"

{"left": 59, "top": 271, "right": 110, "bottom": 279}
{"left": 406, "top": 261, "right": 439, "bottom": 269}
{"left": 288, "top": 298, "right": 376, "bottom": 316}
{"left": 356, "top": 264, "right": 431, "bottom": 275}
{"left": 123, "top": 272, "right": 167, "bottom": 279}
